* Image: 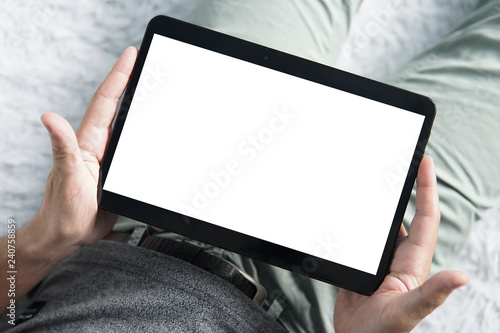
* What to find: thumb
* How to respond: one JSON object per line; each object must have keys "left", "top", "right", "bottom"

{"left": 401, "top": 270, "right": 469, "bottom": 326}
{"left": 41, "top": 112, "right": 81, "bottom": 171}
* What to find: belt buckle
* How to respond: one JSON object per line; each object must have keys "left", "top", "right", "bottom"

{"left": 216, "top": 255, "right": 267, "bottom": 306}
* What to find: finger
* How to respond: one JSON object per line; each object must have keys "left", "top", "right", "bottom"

{"left": 400, "top": 270, "right": 469, "bottom": 328}
{"left": 393, "top": 223, "right": 408, "bottom": 249}
{"left": 41, "top": 112, "right": 81, "bottom": 172}
{"left": 398, "top": 223, "right": 408, "bottom": 238}
{"left": 414, "top": 156, "right": 439, "bottom": 220}
{"left": 76, "top": 46, "right": 138, "bottom": 161}
{"left": 408, "top": 156, "right": 440, "bottom": 252}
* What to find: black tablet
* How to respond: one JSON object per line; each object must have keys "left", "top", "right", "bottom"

{"left": 99, "top": 15, "right": 435, "bottom": 295}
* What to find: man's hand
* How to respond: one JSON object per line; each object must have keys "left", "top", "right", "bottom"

{"left": 36, "top": 46, "right": 138, "bottom": 253}
{"left": 1, "top": 47, "right": 138, "bottom": 312}
{"left": 334, "top": 156, "right": 469, "bottom": 333}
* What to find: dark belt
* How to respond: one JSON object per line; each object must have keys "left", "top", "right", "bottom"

{"left": 106, "top": 230, "right": 267, "bottom": 306}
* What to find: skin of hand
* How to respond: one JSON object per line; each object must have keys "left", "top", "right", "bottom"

{"left": 0, "top": 47, "right": 138, "bottom": 311}
{"left": 333, "top": 156, "right": 469, "bottom": 333}
{"left": 37, "top": 46, "right": 137, "bottom": 251}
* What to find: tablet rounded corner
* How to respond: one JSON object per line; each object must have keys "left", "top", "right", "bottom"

{"left": 422, "top": 95, "right": 437, "bottom": 119}
{"left": 147, "top": 15, "right": 166, "bottom": 31}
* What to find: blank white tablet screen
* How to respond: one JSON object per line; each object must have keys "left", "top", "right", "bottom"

{"left": 104, "top": 34, "right": 425, "bottom": 275}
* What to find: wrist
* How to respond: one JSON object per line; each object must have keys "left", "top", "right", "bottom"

{"left": 1, "top": 211, "right": 82, "bottom": 304}
{"left": 21, "top": 211, "right": 81, "bottom": 265}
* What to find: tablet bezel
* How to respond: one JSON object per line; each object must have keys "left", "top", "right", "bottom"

{"left": 99, "top": 15, "right": 435, "bottom": 295}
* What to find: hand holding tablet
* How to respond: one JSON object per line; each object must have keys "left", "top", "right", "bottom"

{"left": 99, "top": 16, "right": 436, "bottom": 294}
{"left": 334, "top": 155, "right": 469, "bottom": 332}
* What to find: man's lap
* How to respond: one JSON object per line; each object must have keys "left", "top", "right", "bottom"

{"left": 113, "top": 1, "right": 500, "bottom": 332}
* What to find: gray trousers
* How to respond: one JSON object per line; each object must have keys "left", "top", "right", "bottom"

{"left": 115, "top": 1, "right": 500, "bottom": 331}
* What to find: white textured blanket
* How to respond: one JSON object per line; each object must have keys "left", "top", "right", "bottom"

{"left": 0, "top": 0, "right": 498, "bottom": 331}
